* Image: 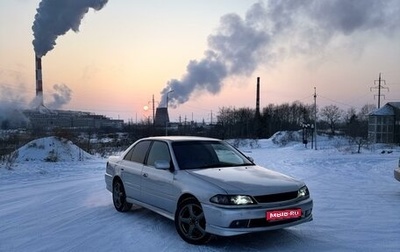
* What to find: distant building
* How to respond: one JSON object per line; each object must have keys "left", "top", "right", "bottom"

{"left": 368, "top": 102, "right": 400, "bottom": 144}
{"left": 23, "top": 109, "right": 124, "bottom": 130}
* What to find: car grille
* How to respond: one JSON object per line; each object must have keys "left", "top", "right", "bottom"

{"left": 253, "top": 191, "right": 298, "bottom": 203}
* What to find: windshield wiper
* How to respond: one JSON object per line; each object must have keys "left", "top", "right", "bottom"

{"left": 198, "top": 163, "right": 252, "bottom": 169}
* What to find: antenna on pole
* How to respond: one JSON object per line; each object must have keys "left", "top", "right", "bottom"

{"left": 370, "top": 73, "right": 389, "bottom": 108}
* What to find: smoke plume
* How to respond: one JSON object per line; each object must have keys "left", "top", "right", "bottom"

{"left": 161, "top": 0, "right": 400, "bottom": 108}
{"left": 0, "top": 82, "right": 72, "bottom": 129}
{"left": 0, "top": 84, "right": 29, "bottom": 129}
{"left": 32, "top": 0, "right": 108, "bottom": 57}
{"left": 47, "top": 83, "right": 72, "bottom": 109}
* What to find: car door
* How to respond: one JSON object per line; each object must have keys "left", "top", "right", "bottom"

{"left": 120, "top": 140, "right": 151, "bottom": 201}
{"left": 140, "top": 141, "right": 180, "bottom": 214}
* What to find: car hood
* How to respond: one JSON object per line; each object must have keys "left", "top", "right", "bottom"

{"left": 186, "top": 165, "right": 303, "bottom": 195}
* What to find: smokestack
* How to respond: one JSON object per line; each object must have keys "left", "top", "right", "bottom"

{"left": 256, "top": 77, "right": 260, "bottom": 116}
{"left": 35, "top": 54, "right": 44, "bottom": 106}
{"left": 255, "top": 77, "right": 262, "bottom": 138}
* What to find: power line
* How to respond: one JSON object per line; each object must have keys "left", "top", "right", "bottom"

{"left": 318, "top": 95, "right": 350, "bottom": 107}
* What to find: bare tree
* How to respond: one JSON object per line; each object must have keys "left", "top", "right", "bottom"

{"left": 320, "top": 105, "right": 343, "bottom": 135}
{"left": 346, "top": 104, "right": 376, "bottom": 153}
{"left": 345, "top": 107, "right": 357, "bottom": 123}
{"left": 358, "top": 104, "right": 376, "bottom": 122}
{"left": 217, "top": 107, "right": 255, "bottom": 138}
{"left": 262, "top": 102, "right": 313, "bottom": 134}
{"left": 346, "top": 112, "right": 366, "bottom": 153}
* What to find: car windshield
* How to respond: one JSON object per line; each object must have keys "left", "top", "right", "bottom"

{"left": 172, "top": 140, "right": 254, "bottom": 170}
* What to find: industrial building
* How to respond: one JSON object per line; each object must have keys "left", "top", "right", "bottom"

{"left": 23, "top": 109, "right": 124, "bottom": 130}
{"left": 15, "top": 55, "right": 123, "bottom": 131}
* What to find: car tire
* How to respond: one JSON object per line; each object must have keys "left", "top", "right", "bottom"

{"left": 112, "top": 179, "right": 132, "bottom": 212}
{"left": 175, "top": 197, "right": 212, "bottom": 245}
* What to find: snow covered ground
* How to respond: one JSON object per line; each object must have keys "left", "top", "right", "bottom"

{"left": 1, "top": 135, "right": 399, "bottom": 251}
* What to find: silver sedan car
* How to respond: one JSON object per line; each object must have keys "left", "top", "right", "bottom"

{"left": 395, "top": 158, "right": 400, "bottom": 182}
{"left": 105, "top": 136, "right": 313, "bottom": 244}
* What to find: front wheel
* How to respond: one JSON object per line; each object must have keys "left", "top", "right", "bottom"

{"left": 175, "top": 197, "right": 212, "bottom": 244}
{"left": 112, "top": 179, "right": 132, "bottom": 212}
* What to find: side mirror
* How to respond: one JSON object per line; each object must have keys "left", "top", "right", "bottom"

{"left": 154, "top": 160, "right": 170, "bottom": 170}
{"left": 247, "top": 156, "right": 254, "bottom": 163}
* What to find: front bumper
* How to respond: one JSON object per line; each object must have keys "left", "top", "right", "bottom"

{"left": 202, "top": 197, "right": 313, "bottom": 236}
{"left": 105, "top": 173, "right": 113, "bottom": 192}
{"left": 394, "top": 168, "right": 400, "bottom": 182}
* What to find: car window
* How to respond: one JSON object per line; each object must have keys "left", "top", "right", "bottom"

{"left": 213, "top": 144, "right": 245, "bottom": 164}
{"left": 123, "top": 140, "right": 151, "bottom": 164}
{"left": 123, "top": 146, "right": 134, "bottom": 161}
{"left": 172, "top": 141, "right": 252, "bottom": 170}
{"left": 146, "top": 141, "right": 171, "bottom": 167}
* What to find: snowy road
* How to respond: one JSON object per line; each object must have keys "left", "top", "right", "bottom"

{"left": 1, "top": 140, "right": 399, "bottom": 251}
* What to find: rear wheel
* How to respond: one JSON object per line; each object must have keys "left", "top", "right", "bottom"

{"left": 112, "top": 179, "right": 132, "bottom": 212}
{"left": 175, "top": 197, "right": 211, "bottom": 244}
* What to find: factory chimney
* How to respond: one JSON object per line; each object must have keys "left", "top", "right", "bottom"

{"left": 255, "top": 77, "right": 262, "bottom": 138}
{"left": 35, "top": 54, "right": 44, "bottom": 106}
{"left": 256, "top": 77, "right": 260, "bottom": 117}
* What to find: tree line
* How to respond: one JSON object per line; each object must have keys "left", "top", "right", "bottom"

{"left": 214, "top": 101, "right": 376, "bottom": 140}
{"left": 0, "top": 101, "right": 377, "bottom": 158}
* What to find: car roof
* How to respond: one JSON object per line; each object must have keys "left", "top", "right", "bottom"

{"left": 139, "top": 136, "right": 220, "bottom": 142}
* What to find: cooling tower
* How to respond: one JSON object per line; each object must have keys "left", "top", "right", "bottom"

{"left": 154, "top": 107, "right": 169, "bottom": 126}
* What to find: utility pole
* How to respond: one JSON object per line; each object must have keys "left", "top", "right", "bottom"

{"left": 370, "top": 73, "right": 388, "bottom": 108}
{"left": 314, "top": 87, "right": 317, "bottom": 150}
{"left": 152, "top": 94, "right": 155, "bottom": 125}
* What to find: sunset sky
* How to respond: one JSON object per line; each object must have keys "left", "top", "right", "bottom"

{"left": 1, "top": 0, "right": 399, "bottom": 123}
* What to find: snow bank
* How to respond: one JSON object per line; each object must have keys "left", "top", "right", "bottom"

{"left": 14, "top": 136, "right": 93, "bottom": 162}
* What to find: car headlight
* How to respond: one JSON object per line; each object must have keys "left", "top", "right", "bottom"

{"left": 298, "top": 186, "right": 309, "bottom": 198}
{"left": 210, "top": 195, "right": 255, "bottom": 205}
